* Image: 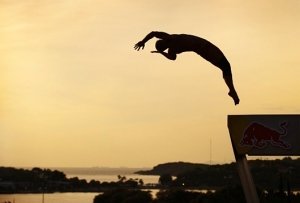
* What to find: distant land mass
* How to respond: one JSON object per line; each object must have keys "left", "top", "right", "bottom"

{"left": 0, "top": 167, "right": 148, "bottom": 194}
{"left": 135, "top": 161, "right": 207, "bottom": 176}
{"left": 54, "top": 167, "right": 150, "bottom": 176}
{"left": 135, "top": 158, "right": 300, "bottom": 190}
{"left": 1, "top": 157, "right": 300, "bottom": 194}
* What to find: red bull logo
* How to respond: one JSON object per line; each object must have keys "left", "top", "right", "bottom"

{"left": 240, "top": 122, "right": 291, "bottom": 149}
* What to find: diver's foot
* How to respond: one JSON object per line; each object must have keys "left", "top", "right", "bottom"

{"left": 228, "top": 91, "right": 240, "bottom": 105}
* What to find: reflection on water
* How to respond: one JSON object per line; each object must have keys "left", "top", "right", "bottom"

{"left": 0, "top": 193, "right": 98, "bottom": 203}
{"left": 0, "top": 173, "right": 214, "bottom": 203}
{"left": 0, "top": 191, "right": 157, "bottom": 203}
{"left": 1, "top": 190, "right": 299, "bottom": 203}
{"left": 0, "top": 173, "right": 160, "bottom": 203}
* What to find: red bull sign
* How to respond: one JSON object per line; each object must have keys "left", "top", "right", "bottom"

{"left": 228, "top": 115, "right": 300, "bottom": 156}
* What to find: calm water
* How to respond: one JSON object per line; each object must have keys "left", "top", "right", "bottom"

{"left": 0, "top": 172, "right": 159, "bottom": 203}
{"left": 0, "top": 192, "right": 98, "bottom": 203}
{"left": 0, "top": 172, "right": 215, "bottom": 202}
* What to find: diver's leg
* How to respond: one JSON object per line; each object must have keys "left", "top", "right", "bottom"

{"left": 200, "top": 51, "right": 240, "bottom": 105}
{"left": 224, "top": 74, "right": 240, "bottom": 105}
{"left": 220, "top": 59, "right": 240, "bottom": 105}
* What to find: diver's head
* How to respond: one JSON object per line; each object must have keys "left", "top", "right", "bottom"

{"left": 155, "top": 40, "right": 168, "bottom": 52}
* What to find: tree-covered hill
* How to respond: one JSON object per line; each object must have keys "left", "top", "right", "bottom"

{"left": 136, "top": 157, "right": 300, "bottom": 190}
{"left": 135, "top": 161, "right": 207, "bottom": 176}
{"left": 0, "top": 167, "right": 143, "bottom": 193}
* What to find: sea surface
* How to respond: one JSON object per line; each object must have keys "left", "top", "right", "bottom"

{"left": 0, "top": 192, "right": 98, "bottom": 203}
{"left": 0, "top": 168, "right": 159, "bottom": 203}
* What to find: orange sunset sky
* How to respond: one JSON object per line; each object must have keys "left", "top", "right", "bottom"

{"left": 1, "top": 0, "right": 300, "bottom": 167}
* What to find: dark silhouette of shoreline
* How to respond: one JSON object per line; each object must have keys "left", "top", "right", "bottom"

{"left": 1, "top": 157, "right": 300, "bottom": 194}
{"left": 0, "top": 167, "right": 145, "bottom": 194}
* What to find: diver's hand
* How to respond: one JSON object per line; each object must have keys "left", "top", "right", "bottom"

{"left": 134, "top": 41, "right": 145, "bottom": 51}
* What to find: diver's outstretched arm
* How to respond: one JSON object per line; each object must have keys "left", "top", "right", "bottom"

{"left": 134, "top": 31, "right": 171, "bottom": 51}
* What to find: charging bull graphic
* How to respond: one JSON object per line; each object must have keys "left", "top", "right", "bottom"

{"left": 240, "top": 122, "right": 291, "bottom": 149}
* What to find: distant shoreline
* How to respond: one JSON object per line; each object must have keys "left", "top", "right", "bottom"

{"left": 56, "top": 167, "right": 151, "bottom": 176}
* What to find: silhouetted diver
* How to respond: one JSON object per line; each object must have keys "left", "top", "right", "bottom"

{"left": 134, "top": 31, "right": 239, "bottom": 105}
